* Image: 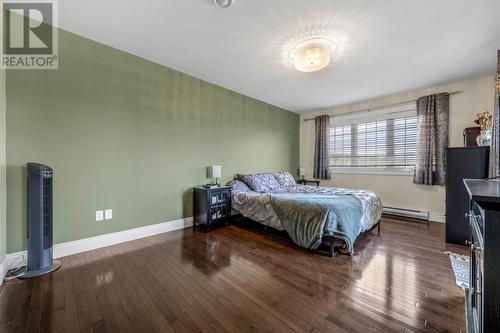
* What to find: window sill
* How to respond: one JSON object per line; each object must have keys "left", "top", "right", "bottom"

{"left": 331, "top": 167, "right": 415, "bottom": 176}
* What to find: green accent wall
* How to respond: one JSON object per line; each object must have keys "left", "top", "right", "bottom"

{"left": 6, "top": 29, "right": 299, "bottom": 253}
{"left": 0, "top": 47, "right": 6, "bottom": 264}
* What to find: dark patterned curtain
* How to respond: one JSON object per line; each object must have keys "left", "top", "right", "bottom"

{"left": 413, "top": 93, "right": 449, "bottom": 185}
{"left": 313, "top": 115, "right": 331, "bottom": 180}
{"left": 490, "top": 50, "right": 500, "bottom": 177}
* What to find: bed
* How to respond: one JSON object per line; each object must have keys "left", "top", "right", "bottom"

{"left": 229, "top": 172, "right": 383, "bottom": 256}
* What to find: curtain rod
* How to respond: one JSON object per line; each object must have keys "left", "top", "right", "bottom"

{"left": 303, "top": 90, "right": 464, "bottom": 122}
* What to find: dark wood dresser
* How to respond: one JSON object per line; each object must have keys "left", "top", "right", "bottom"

{"left": 445, "top": 147, "right": 489, "bottom": 245}
{"left": 193, "top": 186, "right": 232, "bottom": 232}
{"left": 464, "top": 179, "right": 500, "bottom": 333}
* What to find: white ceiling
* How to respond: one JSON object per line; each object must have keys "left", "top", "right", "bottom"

{"left": 58, "top": 0, "right": 500, "bottom": 112}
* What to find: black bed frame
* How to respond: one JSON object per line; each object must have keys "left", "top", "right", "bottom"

{"left": 231, "top": 214, "right": 381, "bottom": 258}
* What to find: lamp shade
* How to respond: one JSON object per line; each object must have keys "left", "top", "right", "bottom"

{"left": 210, "top": 165, "right": 222, "bottom": 178}
{"left": 299, "top": 168, "right": 306, "bottom": 177}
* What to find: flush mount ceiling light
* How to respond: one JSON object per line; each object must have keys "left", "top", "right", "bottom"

{"left": 288, "top": 37, "right": 336, "bottom": 73}
{"left": 214, "top": 0, "right": 233, "bottom": 8}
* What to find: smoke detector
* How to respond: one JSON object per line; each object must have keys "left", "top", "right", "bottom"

{"left": 214, "top": 0, "right": 233, "bottom": 8}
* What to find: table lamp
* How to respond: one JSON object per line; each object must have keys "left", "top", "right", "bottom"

{"left": 209, "top": 165, "right": 221, "bottom": 186}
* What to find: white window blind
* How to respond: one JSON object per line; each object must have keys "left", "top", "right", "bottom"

{"left": 330, "top": 105, "right": 417, "bottom": 171}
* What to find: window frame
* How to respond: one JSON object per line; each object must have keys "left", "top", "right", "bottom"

{"left": 329, "top": 103, "right": 417, "bottom": 176}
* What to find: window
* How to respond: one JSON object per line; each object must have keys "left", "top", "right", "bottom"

{"left": 330, "top": 105, "right": 417, "bottom": 174}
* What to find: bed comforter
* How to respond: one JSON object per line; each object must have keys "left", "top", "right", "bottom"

{"left": 231, "top": 183, "right": 383, "bottom": 254}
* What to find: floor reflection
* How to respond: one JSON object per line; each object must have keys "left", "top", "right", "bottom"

{"left": 181, "top": 226, "right": 232, "bottom": 276}
{"left": 96, "top": 270, "right": 114, "bottom": 287}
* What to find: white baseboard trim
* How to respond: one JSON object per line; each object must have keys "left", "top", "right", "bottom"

{"left": 5, "top": 217, "right": 193, "bottom": 272}
{"left": 428, "top": 212, "right": 445, "bottom": 223}
{"left": 3, "top": 210, "right": 446, "bottom": 273}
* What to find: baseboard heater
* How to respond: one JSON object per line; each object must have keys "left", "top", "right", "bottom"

{"left": 382, "top": 206, "right": 429, "bottom": 221}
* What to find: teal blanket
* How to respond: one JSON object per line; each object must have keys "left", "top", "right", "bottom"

{"left": 270, "top": 193, "right": 363, "bottom": 253}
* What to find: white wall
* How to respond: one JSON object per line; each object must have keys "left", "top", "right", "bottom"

{"left": 300, "top": 75, "right": 495, "bottom": 217}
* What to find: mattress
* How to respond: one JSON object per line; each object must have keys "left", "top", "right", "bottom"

{"left": 231, "top": 184, "right": 383, "bottom": 235}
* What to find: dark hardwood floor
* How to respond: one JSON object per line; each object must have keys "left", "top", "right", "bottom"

{"left": 0, "top": 216, "right": 468, "bottom": 333}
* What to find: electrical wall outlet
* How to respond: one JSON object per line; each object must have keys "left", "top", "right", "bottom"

{"left": 96, "top": 210, "right": 104, "bottom": 221}
{"left": 105, "top": 209, "right": 112, "bottom": 220}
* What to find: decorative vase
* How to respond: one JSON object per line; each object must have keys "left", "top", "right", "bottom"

{"left": 476, "top": 129, "right": 492, "bottom": 146}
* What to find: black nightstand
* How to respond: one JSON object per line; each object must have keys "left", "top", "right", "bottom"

{"left": 297, "top": 179, "right": 320, "bottom": 186}
{"left": 193, "top": 186, "right": 232, "bottom": 232}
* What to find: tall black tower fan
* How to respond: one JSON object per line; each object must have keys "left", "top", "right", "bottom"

{"left": 22, "top": 163, "right": 60, "bottom": 278}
